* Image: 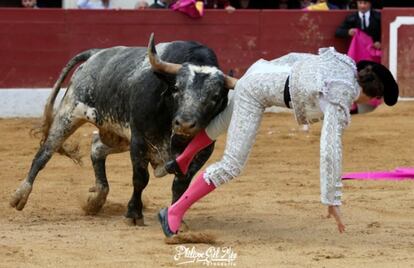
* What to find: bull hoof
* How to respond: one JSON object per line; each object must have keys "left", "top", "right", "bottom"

{"left": 82, "top": 186, "right": 109, "bottom": 215}
{"left": 154, "top": 165, "right": 168, "bottom": 178}
{"left": 10, "top": 181, "right": 32, "bottom": 211}
{"left": 123, "top": 217, "right": 145, "bottom": 226}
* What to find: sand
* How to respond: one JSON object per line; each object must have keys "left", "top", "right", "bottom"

{"left": 1, "top": 102, "right": 414, "bottom": 267}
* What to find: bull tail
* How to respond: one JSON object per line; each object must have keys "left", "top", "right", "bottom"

{"left": 31, "top": 49, "right": 100, "bottom": 164}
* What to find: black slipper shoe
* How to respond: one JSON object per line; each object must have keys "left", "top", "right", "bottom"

{"left": 158, "top": 208, "right": 177, "bottom": 238}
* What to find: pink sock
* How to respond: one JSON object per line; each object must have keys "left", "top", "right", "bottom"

{"left": 167, "top": 172, "right": 215, "bottom": 233}
{"left": 176, "top": 129, "right": 213, "bottom": 174}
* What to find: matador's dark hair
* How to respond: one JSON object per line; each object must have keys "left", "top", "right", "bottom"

{"left": 357, "top": 65, "right": 384, "bottom": 99}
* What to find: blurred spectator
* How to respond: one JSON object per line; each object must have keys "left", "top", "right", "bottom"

{"left": 149, "top": 0, "right": 175, "bottom": 8}
{"left": 0, "top": 0, "right": 61, "bottom": 8}
{"left": 350, "top": 0, "right": 381, "bottom": 9}
{"left": 229, "top": 0, "right": 278, "bottom": 8}
{"left": 303, "top": 0, "right": 329, "bottom": 10}
{"left": 229, "top": 0, "right": 249, "bottom": 8}
{"left": 277, "top": 0, "right": 301, "bottom": 9}
{"left": 21, "top": 0, "right": 37, "bottom": 8}
{"left": 328, "top": 0, "right": 349, "bottom": 9}
{"left": 278, "top": 0, "right": 289, "bottom": 8}
{"left": 335, "top": 0, "right": 381, "bottom": 47}
{"left": 300, "top": 0, "right": 313, "bottom": 8}
{"left": 230, "top": 0, "right": 304, "bottom": 9}
{"left": 205, "top": 0, "right": 236, "bottom": 11}
{"left": 305, "top": 0, "right": 347, "bottom": 10}
{"left": 383, "top": 0, "right": 414, "bottom": 7}
{"left": 135, "top": 0, "right": 149, "bottom": 9}
{"left": 227, "top": 0, "right": 243, "bottom": 8}
{"left": 77, "top": 0, "right": 111, "bottom": 9}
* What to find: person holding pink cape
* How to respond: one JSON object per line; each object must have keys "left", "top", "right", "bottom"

{"left": 336, "top": 0, "right": 383, "bottom": 114}
{"left": 335, "top": 0, "right": 381, "bottom": 50}
{"left": 158, "top": 47, "right": 399, "bottom": 237}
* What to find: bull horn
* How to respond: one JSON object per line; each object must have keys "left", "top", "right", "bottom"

{"left": 147, "top": 33, "right": 181, "bottom": 74}
{"left": 224, "top": 75, "right": 238, "bottom": 89}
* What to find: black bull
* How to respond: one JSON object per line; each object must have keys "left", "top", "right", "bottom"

{"left": 10, "top": 34, "right": 237, "bottom": 225}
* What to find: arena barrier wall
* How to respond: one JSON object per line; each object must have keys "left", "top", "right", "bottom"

{"left": 382, "top": 9, "right": 414, "bottom": 97}
{"left": 0, "top": 8, "right": 351, "bottom": 89}
{"left": 0, "top": 8, "right": 412, "bottom": 92}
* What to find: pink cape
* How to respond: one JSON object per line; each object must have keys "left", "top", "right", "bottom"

{"left": 348, "top": 29, "right": 383, "bottom": 111}
{"left": 342, "top": 167, "right": 414, "bottom": 180}
{"left": 347, "top": 29, "right": 381, "bottom": 64}
{"left": 171, "top": 0, "right": 204, "bottom": 18}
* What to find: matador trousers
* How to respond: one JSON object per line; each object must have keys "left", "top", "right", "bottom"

{"left": 203, "top": 71, "right": 290, "bottom": 186}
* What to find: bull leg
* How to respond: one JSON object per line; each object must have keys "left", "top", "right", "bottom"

{"left": 10, "top": 110, "right": 85, "bottom": 211}
{"left": 171, "top": 143, "right": 215, "bottom": 204}
{"left": 84, "top": 131, "right": 129, "bottom": 215}
{"left": 125, "top": 135, "right": 150, "bottom": 226}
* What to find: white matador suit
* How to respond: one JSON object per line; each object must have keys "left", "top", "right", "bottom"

{"left": 203, "top": 47, "right": 359, "bottom": 206}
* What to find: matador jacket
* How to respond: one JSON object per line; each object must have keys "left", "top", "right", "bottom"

{"left": 273, "top": 47, "right": 360, "bottom": 205}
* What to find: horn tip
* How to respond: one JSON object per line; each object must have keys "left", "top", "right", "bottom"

{"left": 148, "top": 32, "right": 156, "bottom": 55}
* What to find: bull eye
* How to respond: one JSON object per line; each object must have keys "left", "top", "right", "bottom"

{"left": 170, "top": 85, "right": 179, "bottom": 93}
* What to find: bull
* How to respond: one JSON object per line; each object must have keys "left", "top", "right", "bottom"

{"left": 10, "top": 33, "right": 237, "bottom": 225}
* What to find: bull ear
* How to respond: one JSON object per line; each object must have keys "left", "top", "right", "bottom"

{"left": 224, "top": 74, "right": 238, "bottom": 89}
{"left": 147, "top": 33, "right": 182, "bottom": 74}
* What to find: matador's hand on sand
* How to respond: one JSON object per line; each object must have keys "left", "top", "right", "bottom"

{"left": 327, "top": 205, "right": 345, "bottom": 233}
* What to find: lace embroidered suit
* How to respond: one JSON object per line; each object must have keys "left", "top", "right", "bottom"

{"left": 203, "top": 47, "right": 359, "bottom": 206}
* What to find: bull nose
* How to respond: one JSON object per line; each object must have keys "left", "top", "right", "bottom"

{"left": 173, "top": 117, "right": 197, "bottom": 134}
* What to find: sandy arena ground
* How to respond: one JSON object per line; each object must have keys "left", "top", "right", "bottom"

{"left": 1, "top": 102, "right": 414, "bottom": 267}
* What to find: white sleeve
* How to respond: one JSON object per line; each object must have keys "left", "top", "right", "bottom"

{"left": 319, "top": 103, "right": 346, "bottom": 206}
{"left": 205, "top": 92, "right": 235, "bottom": 140}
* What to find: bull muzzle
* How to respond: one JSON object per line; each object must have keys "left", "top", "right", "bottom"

{"left": 172, "top": 115, "right": 198, "bottom": 136}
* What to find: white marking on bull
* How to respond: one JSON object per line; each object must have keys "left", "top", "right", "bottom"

{"left": 188, "top": 65, "right": 221, "bottom": 75}
{"left": 72, "top": 102, "right": 97, "bottom": 123}
{"left": 73, "top": 102, "right": 131, "bottom": 141}
{"left": 186, "top": 65, "right": 222, "bottom": 85}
